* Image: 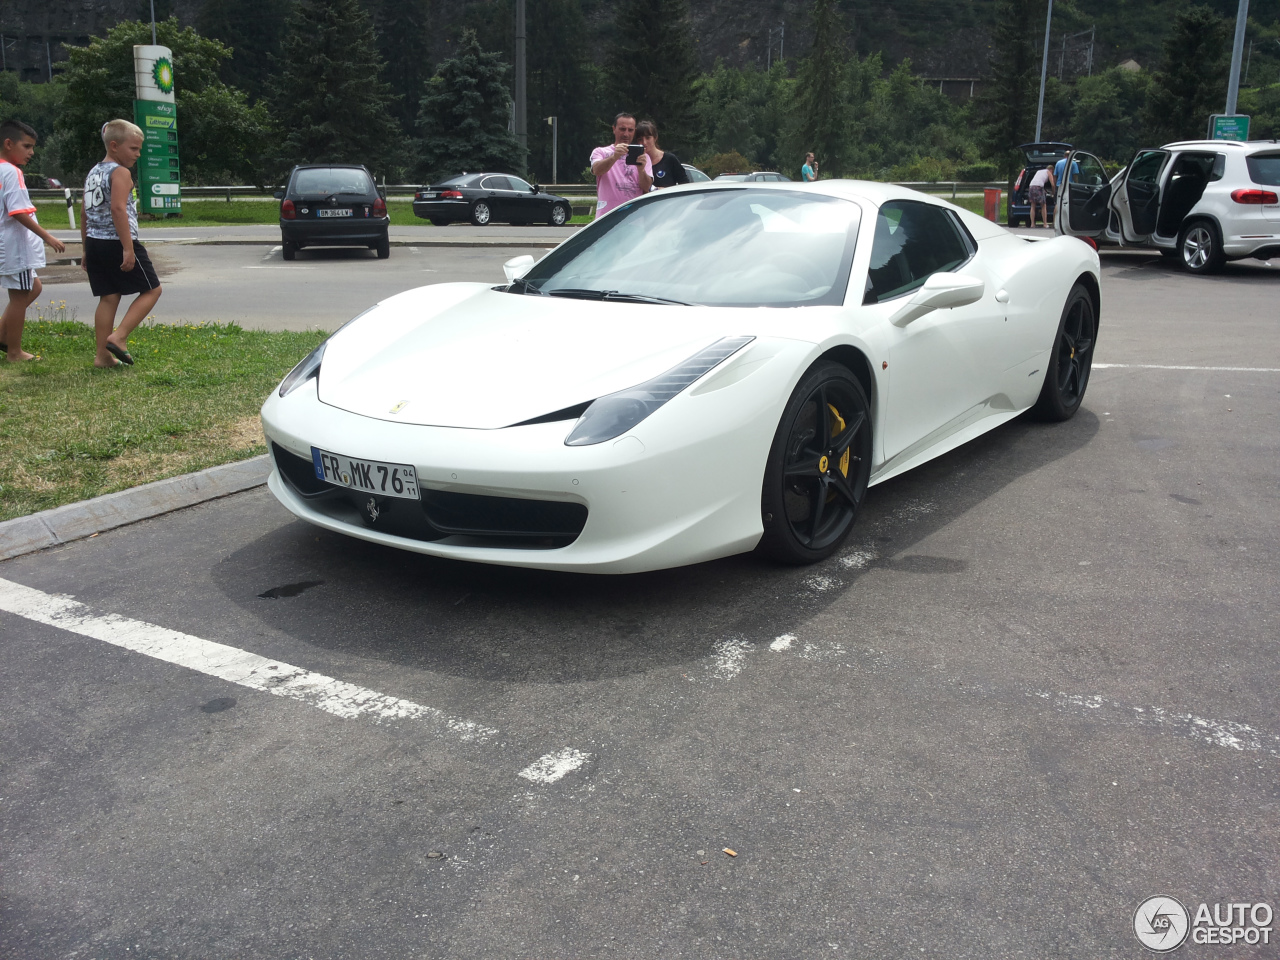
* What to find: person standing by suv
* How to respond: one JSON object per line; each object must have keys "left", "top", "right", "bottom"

{"left": 590, "top": 113, "right": 652, "bottom": 217}
{"left": 1028, "top": 165, "right": 1056, "bottom": 229}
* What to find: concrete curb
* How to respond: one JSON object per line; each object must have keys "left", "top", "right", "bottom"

{"left": 0, "top": 455, "right": 271, "bottom": 562}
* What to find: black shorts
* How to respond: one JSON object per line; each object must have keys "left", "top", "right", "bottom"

{"left": 84, "top": 237, "right": 160, "bottom": 297}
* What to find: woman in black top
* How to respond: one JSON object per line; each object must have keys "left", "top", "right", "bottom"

{"left": 637, "top": 120, "right": 689, "bottom": 190}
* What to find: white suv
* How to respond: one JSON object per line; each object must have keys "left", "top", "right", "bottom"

{"left": 1055, "top": 140, "right": 1280, "bottom": 273}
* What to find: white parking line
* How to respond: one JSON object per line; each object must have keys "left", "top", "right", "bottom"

{"left": 0, "top": 577, "right": 496, "bottom": 742}
{"left": 518, "top": 748, "right": 591, "bottom": 783}
{"left": 1094, "top": 363, "right": 1280, "bottom": 372}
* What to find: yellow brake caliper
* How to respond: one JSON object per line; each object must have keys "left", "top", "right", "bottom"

{"left": 827, "top": 404, "right": 850, "bottom": 477}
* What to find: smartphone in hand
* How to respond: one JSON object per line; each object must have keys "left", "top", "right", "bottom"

{"left": 625, "top": 143, "right": 645, "bottom": 166}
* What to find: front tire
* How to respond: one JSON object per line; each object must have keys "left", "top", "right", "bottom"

{"left": 1178, "top": 219, "right": 1225, "bottom": 274}
{"left": 1031, "top": 282, "right": 1096, "bottom": 421}
{"left": 549, "top": 203, "right": 570, "bottom": 226}
{"left": 760, "top": 362, "right": 872, "bottom": 565}
{"left": 470, "top": 201, "right": 492, "bottom": 226}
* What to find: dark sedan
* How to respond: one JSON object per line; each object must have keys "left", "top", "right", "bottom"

{"left": 413, "top": 173, "right": 573, "bottom": 226}
{"left": 277, "top": 164, "right": 390, "bottom": 260}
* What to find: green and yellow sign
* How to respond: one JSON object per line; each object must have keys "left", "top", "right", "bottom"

{"left": 133, "top": 44, "right": 181, "bottom": 216}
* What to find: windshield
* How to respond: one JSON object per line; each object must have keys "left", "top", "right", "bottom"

{"left": 292, "top": 167, "right": 374, "bottom": 195}
{"left": 517, "top": 188, "right": 861, "bottom": 307}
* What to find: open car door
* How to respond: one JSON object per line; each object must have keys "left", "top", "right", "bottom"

{"left": 1113, "top": 149, "right": 1169, "bottom": 244}
{"left": 1055, "top": 151, "right": 1113, "bottom": 239}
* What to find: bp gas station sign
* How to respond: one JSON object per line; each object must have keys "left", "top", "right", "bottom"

{"left": 132, "top": 45, "right": 181, "bottom": 215}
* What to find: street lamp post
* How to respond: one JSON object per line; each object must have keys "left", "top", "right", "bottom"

{"left": 1034, "top": 0, "right": 1053, "bottom": 143}
{"left": 515, "top": 0, "right": 527, "bottom": 174}
{"left": 546, "top": 117, "right": 558, "bottom": 185}
{"left": 1225, "top": 0, "right": 1249, "bottom": 116}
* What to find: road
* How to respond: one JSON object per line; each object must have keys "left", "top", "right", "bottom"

{"left": 2, "top": 252, "right": 1280, "bottom": 958}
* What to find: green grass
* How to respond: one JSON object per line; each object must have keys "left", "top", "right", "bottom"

{"left": 38, "top": 199, "right": 594, "bottom": 229}
{"left": 948, "top": 194, "right": 1010, "bottom": 222}
{"left": 0, "top": 308, "right": 326, "bottom": 522}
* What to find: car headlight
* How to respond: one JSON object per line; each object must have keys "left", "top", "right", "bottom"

{"left": 278, "top": 341, "right": 326, "bottom": 397}
{"left": 565, "top": 336, "right": 754, "bottom": 446}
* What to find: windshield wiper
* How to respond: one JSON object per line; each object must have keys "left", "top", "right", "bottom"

{"left": 508, "top": 276, "right": 545, "bottom": 295}
{"left": 547, "top": 288, "right": 690, "bottom": 305}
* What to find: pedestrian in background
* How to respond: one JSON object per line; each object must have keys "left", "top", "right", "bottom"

{"left": 802, "top": 152, "right": 819, "bottom": 182}
{"left": 81, "top": 119, "right": 162, "bottom": 368}
{"left": 590, "top": 113, "right": 652, "bottom": 217}
{"left": 1028, "top": 164, "right": 1055, "bottom": 229}
{"left": 0, "top": 118, "right": 66, "bottom": 362}
{"left": 637, "top": 120, "right": 688, "bottom": 190}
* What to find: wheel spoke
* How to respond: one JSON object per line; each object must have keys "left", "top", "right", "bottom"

{"left": 784, "top": 455, "right": 825, "bottom": 478}
{"left": 817, "top": 386, "right": 831, "bottom": 444}
{"left": 808, "top": 478, "right": 828, "bottom": 540}
{"left": 828, "top": 472, "right": 860, "bottom": 509}
{"left": 830, "top": 410, "right": 865, "bottom": 456}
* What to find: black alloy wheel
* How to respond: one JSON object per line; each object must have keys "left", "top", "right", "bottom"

{"left": 760, "top": 362, "right": 873, "bottom": 564}
{"left": 470, "top": 201, "right": 492, "bottom": 226}
{"left": 549, "top": 203, "right": 569, "bottom": 226}
{"left": 1032, "top": 282, "right": 1096, "bottom": 421}
{"left": 1178, "top": 218, "right": 1225, "bottom": 274}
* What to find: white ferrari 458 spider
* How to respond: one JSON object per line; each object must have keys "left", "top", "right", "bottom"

{"left": 261, "top": 181, "right": 1100, "bottom": 573}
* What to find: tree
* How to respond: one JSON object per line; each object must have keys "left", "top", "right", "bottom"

{"left": 604, "top": 0, "right": 700, "bottom": 151}
{"left": 198, "top": 0, "right": 292, "bottom": 103}
{"left": 790, "top": 0, "right": 852, "bottom": 177}
{"left": 416, "top": 29, "right": 523, "bottom": 182}
{"left": 1069, "top": 67, "right": 1150, "bottom": 163}
{"left": 55, "top": 19, "right": 270, "bottom": 184}
{"left": 371, "top": 0, "right": 433, "bottom": 139}
{"left": 272, "top": 0, "right": 405, "bottom": 177}
{"left": 978, "top": 0, "right": 1039, "bottom": 182}
{"left": 1141, "top": 6, "right": 1231, "bottom": 144}
{"left": 0, "top": 73, "right": 66, "bottom": 177}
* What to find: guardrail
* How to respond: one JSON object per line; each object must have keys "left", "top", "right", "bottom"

{"left": 31, "top": 180, "right": 1007, "bottom": 202}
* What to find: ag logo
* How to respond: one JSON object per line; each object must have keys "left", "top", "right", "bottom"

{"left": 1134, "top": 895, "right": 1190, "bottom": 952}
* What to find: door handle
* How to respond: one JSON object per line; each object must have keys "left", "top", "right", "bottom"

{"left": 995, "top": 289, "right": 1010, "bottom": 303}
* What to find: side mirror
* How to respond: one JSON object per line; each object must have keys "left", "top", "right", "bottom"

{"left": 531, "top": 184, "right": 541, "bottom": 194}
{"left": 890, "top": 273, "right": 985, "bottom": 326}
{"left": 503, "top": 254, "right": 536, "bottom": 283}
{"left": 273, "top": 189, "right": 284, "bottom": 200}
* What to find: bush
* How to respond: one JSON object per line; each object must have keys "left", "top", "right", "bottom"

{"left": 695, "top": 151, "right": 755, "bottom": 178}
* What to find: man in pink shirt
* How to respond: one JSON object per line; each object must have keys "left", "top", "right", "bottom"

{"left": 590, "top": 113, "right": 652, "bottom": 218}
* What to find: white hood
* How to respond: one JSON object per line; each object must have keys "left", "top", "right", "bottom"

{"left": 317, "top": 284, "right": 750, "bottom": 429}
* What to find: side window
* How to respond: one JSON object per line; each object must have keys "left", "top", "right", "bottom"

{"left": 1128, "top": 151, "right": 1166, "bottom": 184}
{"left": 1210, "top": 154, "right": 1226, "bottom": 181}
{"left": 508, "top": 176, "right": 533, "bottom": 192}
{"left": 1076, "top": 154, "right": 1107, "bottom": 187}
{"left": 864, "top": 201, "right": 973, "bottom": 304}
{"left": 481, "top": 176, "right": 512, "bottom": 190}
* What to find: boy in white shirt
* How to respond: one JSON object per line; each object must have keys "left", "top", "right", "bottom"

{"left": 0, "top": 119, "right": 67, "bottom": 362}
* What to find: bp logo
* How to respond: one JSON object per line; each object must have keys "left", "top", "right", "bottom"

{"left": 153, "top": 57, "right": 174, "bottom": 94}
{"left": 1134, "top": 895, "right": 1190, "bottom": 952}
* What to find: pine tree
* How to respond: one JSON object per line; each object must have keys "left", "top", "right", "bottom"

{"left": 978, "top": 0, "right": 1039, "bottom": 182}
{"left": 1141, "top": 6, "right": 1231, "bottom": 144}
{"left": 198, "top": 0, "right": 292, "bottom": 103}
{"left": 605, "top": 0, "right": 699, "bottom": 151}
{"left": 372, "top": 0, "right": 433, "bottom": 139}
{"left": 272, "top": 0, "right": 405, "bottom": 176}
{"left": 416, "top": 29, "right": 523, "bottom": 182}
{"left": 792, "top": 0, "right": 850, "bottom": 177}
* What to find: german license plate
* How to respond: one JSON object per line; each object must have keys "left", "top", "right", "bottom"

{"left": 317, "top": 208, "right": 352, "bottom": 218}
{"left": 418, "top": 192, "right": 437, "bottom": 200}
{"left": 311, "top": 448, "right": 420, "bottom": 500}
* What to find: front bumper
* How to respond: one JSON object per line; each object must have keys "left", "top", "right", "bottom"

{"left": 259, "top": 341, "right": 807, "bottom": 573}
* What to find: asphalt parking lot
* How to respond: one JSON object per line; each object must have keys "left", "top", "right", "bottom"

{"left": 2, "top": 251, "right": 1279, "bottom": 959}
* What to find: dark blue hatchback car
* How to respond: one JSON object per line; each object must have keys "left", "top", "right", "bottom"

{"left": 276, "top": 164, "right": 390, "bottom": 260}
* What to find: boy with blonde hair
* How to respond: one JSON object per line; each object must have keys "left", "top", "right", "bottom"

{"left": 81, "top": 118, "right": 162, "bottom": 367}
{"left": 0, "top": 118, "right": 67, "bottom": 362}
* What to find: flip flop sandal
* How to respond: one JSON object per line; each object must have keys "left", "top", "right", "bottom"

{"left": 106, "top": 342, "right": 134, "bottom": 365}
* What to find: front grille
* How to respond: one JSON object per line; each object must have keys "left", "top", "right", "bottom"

{"left": 272, "top": 442, "right": 587, "bottom": 549}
